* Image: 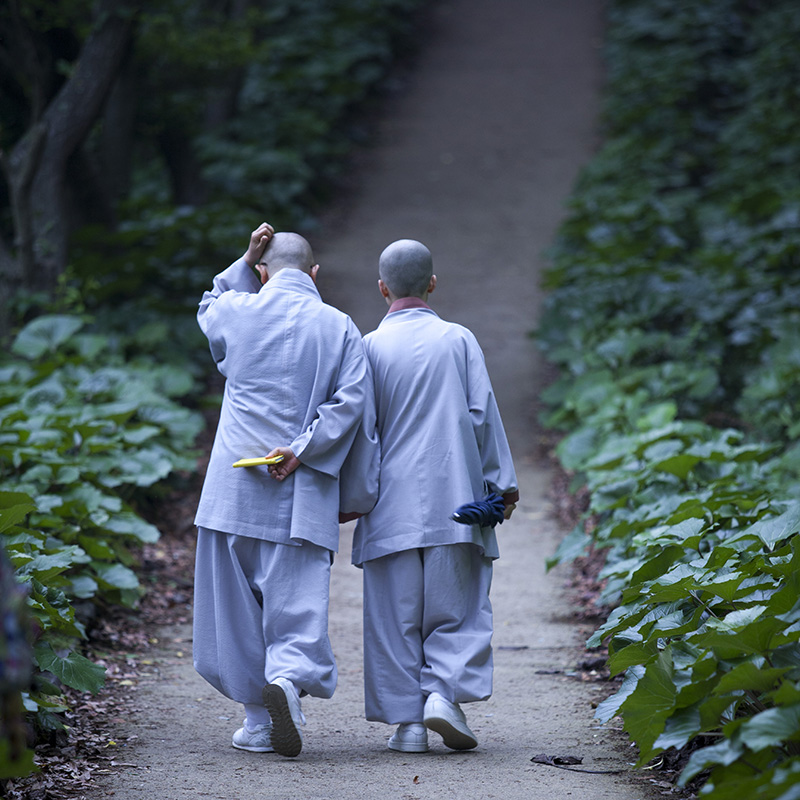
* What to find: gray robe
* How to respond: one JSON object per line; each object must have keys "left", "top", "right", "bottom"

{"left": 194, "top": 258, "right": 369, "bottom": 551}
{"left": 352, "top": 306, "right": 517, "bottom": 566}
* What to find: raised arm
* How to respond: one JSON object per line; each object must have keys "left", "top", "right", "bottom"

{"left": 197, "top": 222, "right": 274, "bottom": 363}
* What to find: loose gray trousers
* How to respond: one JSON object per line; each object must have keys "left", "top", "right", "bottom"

{"left": 362, "top": 543, "right": 493, "bottom": 724}
{"left": 193, "top": 527, "right": 337, "bottom": 704}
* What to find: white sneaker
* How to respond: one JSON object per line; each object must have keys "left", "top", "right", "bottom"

{"left": 262, "top": 677, "right": 305, "bottom": 757}
{"left": 232, "top": 721, "right": 274, "bottom": 753}
{"left": 388, "top": 723, "right": 429, "bottom": 753}
{"left": 423, "top": 692, "right": 478, "bottom": 750}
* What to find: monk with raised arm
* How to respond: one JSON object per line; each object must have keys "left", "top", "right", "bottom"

{"left": 193, "top": 223, "right": 375, "bottom": 757}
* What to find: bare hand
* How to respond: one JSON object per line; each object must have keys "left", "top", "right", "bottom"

{"left": 243, "top": 222, "right": 275, "bottom": 267}
{"left": 503, "top": 503, "right": 516, "bottom": 521}
{"left": 267, "top": 447, "right": 300, "bottom": 481}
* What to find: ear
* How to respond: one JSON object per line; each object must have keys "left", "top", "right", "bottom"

{"left": 378, "top": 279, "right": 391, "bottom": 299}
{"left": 256, "top": 264, "right": 269, "bottom": 285}
{"left": 310, "top": 264, "right": 320, "bottom": 284}
{"left": 427, "top": 274, "right": 437, "bottom": 295}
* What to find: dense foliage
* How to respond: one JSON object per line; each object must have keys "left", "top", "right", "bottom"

{"left": 0, "top": 313, "right": 202, "bottom": 778}
{"left": 538, "top": 1, "right": 800, "bottom": 798}
{"left": 1, "top": 0, "right": 424, "bottom": 782}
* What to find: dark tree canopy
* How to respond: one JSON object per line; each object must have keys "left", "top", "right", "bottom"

{"left": 0, "top": 0, "right": 423, "bottom": 336}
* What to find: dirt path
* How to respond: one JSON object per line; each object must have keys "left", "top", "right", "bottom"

{"left": 90, "top": 2, "right": 658, "bottom": 798}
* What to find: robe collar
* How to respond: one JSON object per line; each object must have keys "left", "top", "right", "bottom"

{"left": 260, "top": 267, "right": 320, "bottom": 299}
{"left": 387, "top": 297, "right": 432, "bottom": 314}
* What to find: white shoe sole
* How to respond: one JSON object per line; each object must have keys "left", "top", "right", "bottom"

{"left": 424, "top": 715, "right": 478, "bottom": 750}
{"left": 232, "top": 740, "right": 274, "bottom": 753}
{"left": 388, "top": 738, "right": 429, "bottom": 753}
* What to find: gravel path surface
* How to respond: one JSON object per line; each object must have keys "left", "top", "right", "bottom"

{"left": 89, "top": 2, "right": 658, "bottom": 798}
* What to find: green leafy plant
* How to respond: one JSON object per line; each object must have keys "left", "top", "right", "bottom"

{"left": 0, "top": 315, "right": 202, "bottom": 735}
{"left": 538, "top": 1, "right": 800, "bottom": 797}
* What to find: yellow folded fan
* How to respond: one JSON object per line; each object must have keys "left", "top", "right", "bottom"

{"left": 232, "top": 455, "right": 285, "bottom": 468}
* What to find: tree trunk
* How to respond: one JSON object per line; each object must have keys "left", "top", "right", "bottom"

{"left": 1, "top": 0, "right": 139, "bottom": 301}
{"left": 157, "top": 128, "right": 208, "bottom": 207}
{"left": 100, "top": 52, "right": 139, "bottom": 205}
{"left": 202, "top": 0, "right": 251, "bottom": 128}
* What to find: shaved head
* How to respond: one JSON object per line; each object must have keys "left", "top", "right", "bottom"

{"left": 262, "top": 232, "right": 316, "bottom": 277}
{"left": 379, "top": 239, "right": 433, "bottom": 298}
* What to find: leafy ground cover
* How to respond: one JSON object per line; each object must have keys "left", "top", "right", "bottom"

{"left": 1, "top": 476, "right": 199, "bottom": 800}
{"left": 538, "top": 1, "right": 800, "bottom": 798}
{"left": 0, "top": 314, "right": 203, "bottom": 779}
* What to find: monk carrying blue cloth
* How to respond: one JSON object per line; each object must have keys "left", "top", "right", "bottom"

{"left": 352, "top": 239, "right": 519, "bottom": 753}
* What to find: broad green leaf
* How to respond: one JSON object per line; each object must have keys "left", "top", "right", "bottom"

{"left": 636, "top": 402, "right": 677, "bottom": 430}
{"left": 22, "top": 691, "right": 68, "bottom": 713}
{"left": 653, "top": 608, "right": 702, "bottom": 637}
{"left": 740, "top": 503, "right": 800, "bottom": 550}
{"left": 608, "top": 642, "right": 656, "bottom": 675}
{"left": 643, "top": 439, "right": 684, "bottom": 463}
{"left": 34, "top": 642, "right": 105, "bottom": 694}
{"left": 69, "top": 575, "right": 99, "bottom": 599}
{"left": 666, "top": 516, "right": 706, "bottom": 543}
{"left": 699, "top": 614, "right": 786, "bottom": 660}
{"left": 767, "top": 682, "right": 800, "bottom": 708}
{"left": 78, "top": 536, "right": 116, "bottom": 560}
{"left": 652, "top": 453, "right": 700, "bottom": 479}
{"left": 679, "top": 739, "right": 744, "bottom": 785}
{"left": 100, "top": 448, "right": 174, "bottom": 487}
{"left": 738, "top": 705, "right": 800, "bottom": 752}
{"left": 11, "top": 315, "right": 84, "bottom": 360}
{"left": 592, "top": 477, "right": 639, "bottom": 511}
{"left": 714, "top": 662, "right": 789, "bottom": 696}
{"left": 72, "top": 333, "right": 108, "bottom": 359}
{"left": 601, "top": 555, "right": 642, "bottom": 582}
{"left": 122, "top": 425, "right": 161, "bottom": 445}
{"left": 546, "top": 524, "right": 591, "bottom": 571}
{"left": 716, "top": 605, "right": 769, "bottom": 631}
{"left": 584, "top": 434, "right": 637, "bottom": 471}
{"left": 649, "top": 563, "right": 704, "bottom": 593}
{"left": 620, "top": 648, "right": 678, "bottom": 760}
{"left": 101, "top": 511, "right": 161, "bottom": 543}
{"left": 671, "top": 639, "right": 707, "bottom": 671}
{"left": 595, "top": 665, "right": 645, "bottom": 724}
{"left": 22, "top": 379, "right": 67, "bottom": 410}
{"left": 27, "top": 585, "right": 84, "bottom": 638}
{"left": 653, "top": 705, "right": 701, "bottom": 752}
{"left": 631, "top": 545, "right": 684, "bottom": 585}
{"left": 94, "top": 562, "right": 140, "bottom": 590}
{"left": 62, "top": 484, "right": 122, "bottom": 515}
{"left": 20, "top": 546, "right": 86, "bottom": 581}
{"left": 0, "top": 493, "right": 36, "bottom": 532}
{"left": 704, "top": 573, "right": 748, "bottom": 603}
{"left": 2, "top": 531, "right": 45, "bottom": 549}
{"left": 151, "top": 365, "right": 194, "bottom": 397}
{"left": 55, "top": 466, "right": 81, "bottom": 485}
{"left": 588, "top": 603, "right": 646, "bottom": 647}
{"left": 22, "top": 464, "right": 54, "bottom": 485}
{"left": 675, "top": 673, "right": 719, "bottom": 709}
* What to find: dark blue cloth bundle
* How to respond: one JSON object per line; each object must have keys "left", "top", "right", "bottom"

{"left": 450, "top": 492, "right": 506, "bottom": 528}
